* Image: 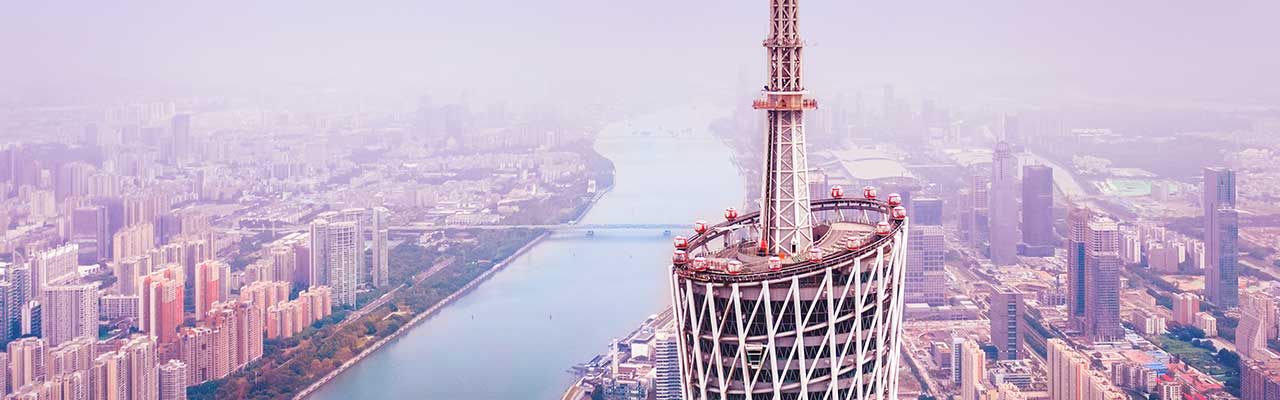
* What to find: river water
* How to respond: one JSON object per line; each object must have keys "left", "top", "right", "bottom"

{"left": 311, "top": 104, "right": 745, "bottom": 399}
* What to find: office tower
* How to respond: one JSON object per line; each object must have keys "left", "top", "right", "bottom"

{"left": 990, "top": 286, "right": 1025, "bottom": 360}
{"left": 1021, "top": 165, "right": 1054, "bottom": 255}
{"left": 310, "top": 215, "right": 359, "bottom": 307}
{"left": 72, "top": 206, "right": 109, "bottom": 263}
{"left": 31, "top": 244, "right": 79, "bottom": 295}
{"left": 371, "top": 207, "right": 390, "bottom": 288}
{"left": 1084, "top": 218, "right": 1124, "bottom": 342}
{"left": 0, "top": 280, "right": 13, "bottom": 343}
{"left": 653, "top": 328, "right": 682, "bottom": 400}
{"left": 960, "top": 339, "right": 985, "bottom": 400}
{"left": 1173, "top": 293, "right": 1200, "bottom": 326}
{"left": 8, "top": 337, "right": 47, "bottom": 390}
{"left": 170, "top": 114, "right": 191, "bottom": 161}
{"left": 989, "top": 141, "right": 1018, "bottom": 265}
{"left": 1243, "top": 355, "right": 1280, "bottom": 400}
{"left": 964, "top": 174, "right": 990, "bottom": 250}
{"left": 159, "top": 360, "right": 188, "bottom": 400}
{"left": 906, "top": 224, "right": 946, "bottom": 306}
{"left": 912, "top": 198, "right": 943, "bottom": 226}
{"left": 141, "top": 267, "right": 184, "bottom": 344}
{"left": 1066, "top": 206, "right": 1091, "bottom": 331}
{"left": 952, "top": 337, "right": 965, "bottom": 385}
{"left": 1204, "top": 167, "right": 1239, "bottom": 307}
{"left": 194, "top": 260, "right": 227, "bottom": 319}
{"left": 43, "top": 284, "right": 99, "bottom": 347}
{"left": 668, "top": 3, "right": 908, "bottom": 398}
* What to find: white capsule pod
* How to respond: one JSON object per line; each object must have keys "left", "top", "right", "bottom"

{"left": 691, "top": 256, "right": 707, "bottom": 271}
{"left": 768, "top": 256, "right": 782, "bottom": 271}
{"left": 724, "top": 207, "right": 738, "bottom": 221}
{"left": 891, "top": 206, "right": 907, "bottom": 220}
{"left": 694, "top": 220, "right": 709, "bottom": 234}
{"left": 887, "top": 193, "right": 902, "bottom": 207}
{"left": 876, "top": 221, "right": 891, "bottom": 235}
{"left": 673, "top": 236, "right": 689, "bottom": 249}
{"left": 808, "top": 248, "right": 823, "bottom": 262}
{"left": 727, "top": 260, "right": 744, "bottom": 275}
{"left": 863, "top": 186, "right": 878, "bottom": 200}
{"left": 845, "top": 236, "right": 862, "bottom": 251}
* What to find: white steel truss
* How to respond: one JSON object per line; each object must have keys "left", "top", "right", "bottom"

{"left": 758, "top": 0, "right": 813, "bottom": 257}
{"left": 669, "top": 227, "right": 909, "bottom": 400}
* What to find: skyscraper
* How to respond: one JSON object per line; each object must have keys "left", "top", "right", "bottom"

{"left": 990, "top": 286, "right": 1025, "bottom": 360}
{"left": 1204, "top": 167, "right": 1239, "bottom": 307}
{"left": 71, "top": 206, "right": 109, "bottom": 264}
{"left": 906, "top": 224, "right": 946, "bottom": 306}
{"left": 8, "top": 337, "right": 47, "bottom": 390}
{"left": 1066, "top": 206, "right": 1091, "bottom": 331}
{"left": 911, "top": 198, "right": 943, "bottom": 226}
{"left": 1021, "top": 165, "right": 1054, "bottom": 256}
{"left": 1084, "top": 218, "right": 1123, "bottom": 342}
{"left": 159, "top": 360, "right": 188, "bottom": 400}
{"left": 311, "top": 216, "right": 359, "bottom": 307}
{"left": 1243, "top": 354, "right": 1280, "bottom": 400}
{"left": 964, "top": 174, "right": 989, "bottom": 251}
{"left": 667, "top": 2, "right": 908, "bottom": 398}
{"left": 141, "top": 267, "right": 184, "bottom": 344}
{"left": 194, "top": 260, "right": 227, "bottom": 319}
{"left": 960, "top": 339, "right": 986, "bottom": 400}
{"left": 42, "top": 284, "right": 99, "bottom": 347}
{"left": 371, "top": 207, "right": 390, "bottom": 288}
{"left": 170, "top": 114, "right": 191, "bottom": 161}
{"left": 653, "top": 328, "right": 682, "bottom": 400}
{"left": 989, "top": 141, "right": 1018, "bottom": 265}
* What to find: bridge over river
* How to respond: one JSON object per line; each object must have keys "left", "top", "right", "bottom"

{"left": 391, "top": 223, "right": 687, "bottom": 232}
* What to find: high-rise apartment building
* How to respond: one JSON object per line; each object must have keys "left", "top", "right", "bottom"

{"left": 43, "top": 284, "right": 99, "bottom": 347}
{"left": 1204, "top": 167, "right": 1239, "bottom": 307}
{"left": 1243, "top": 354, "right": 1280, "bottom": 400}
{"left": 194, "top": 260, "right": 228, "bottom": 319}
{"left": 1021, "top": 165, "right": 1054, "bottom": 256}
{"left": 990, "top": 286, "right": 1025, "bottom": 360}
{"left": 31, "top": 244, "right": 80, "bottom": 296}
{"left": 71, "top": 206, "right": 109, "bottom": 264}
{"left": 1173, "top": 293, "right": 1200, "bottom": 326}
{"left": 8, "top": 337, "right": 47, "bottom": 390}
{"left": 141, "top": 267, "right": 184, "bottom": 344}
{"left": 960, "top": 339, "right": 986, "bottom": 400}
{"left": 159, "top": 359, "right": 188, "bottom": 400}
{"left": 371, "top": 207, "right": 390, "bottom": 288}
{"left": 989, "top": 141, "right": 1018, "bottom": 265}
{"left": 310, "top": 215, "right": 359, "bottom": 307}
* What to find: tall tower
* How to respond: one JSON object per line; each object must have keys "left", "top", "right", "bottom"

{"left": 1204, "top": 167, "right": 1239, "bottom": 307}
{"left": 755, "top": 0, "right": 817, "bottom": 257}
{"left": 988, "top": 141, "right": 1017, "bottom": 265}
{"left": 668, "top": 2, "right": 908, "bottom": 398}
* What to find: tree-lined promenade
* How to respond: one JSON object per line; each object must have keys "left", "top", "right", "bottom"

{"left": 189, "top": 229, "right": 543, "bottom": 399}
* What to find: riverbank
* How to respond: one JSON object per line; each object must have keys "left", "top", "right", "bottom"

{"left": 295, "top": 229, "right": 553, "bottom": 399}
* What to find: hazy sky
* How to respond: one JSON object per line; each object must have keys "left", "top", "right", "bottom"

{"left": 3, "top": 0, "right": 1277, "bottom": 106}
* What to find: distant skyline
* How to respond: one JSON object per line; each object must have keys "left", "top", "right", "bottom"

{"left": 2, "top": 0, "right": 1279, "bottom": 107}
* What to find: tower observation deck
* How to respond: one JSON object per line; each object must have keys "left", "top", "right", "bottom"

{"left": 667, "top": 1, "right": 909, "bottom": 399}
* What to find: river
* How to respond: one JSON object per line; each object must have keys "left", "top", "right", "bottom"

{"left": 310, "top": 104, "right": 745, "bottom": 399}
